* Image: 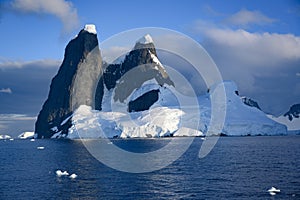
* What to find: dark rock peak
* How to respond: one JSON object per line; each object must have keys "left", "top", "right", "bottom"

{"left": 95, "top": 35, "right": 174, "bottom": 112}
{"left": 128, "top": 89, "right": 159, "bottom": 112}
{"left": 284, "top": 104, "right": 300, "bottom": 121}
{"left": 242, "top": 97, "right": 261, "bottom": 110}
{"left": 102, "top": 38, "right": 173, "bottom": 91}
{"left": 35, "top": 26, "right": 102, "bottom": 138}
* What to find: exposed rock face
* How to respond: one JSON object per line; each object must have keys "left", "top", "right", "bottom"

{"left": 128, "top": 89, "right": 159, "bottom": 112}
{"left": 241, "top": 97, "right": 261, "bottom": 110}
{"left": 35, "top": 28, "right": 102, "bottom": 138}
{"left": 96, "top": 35, "right": 174, "bottom": 110}
{"left": 284, "top": 104, "right": 300, "bottom": 121}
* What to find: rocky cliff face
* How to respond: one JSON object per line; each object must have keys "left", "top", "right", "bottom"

{"left": 241, "top": 97, "right": 261, "bottom": 110}
{"left": 284, "top": 104, "right": 300, "bottom": 121}
{"left": 35, "top": 25, "right": 102, "bottom": 138}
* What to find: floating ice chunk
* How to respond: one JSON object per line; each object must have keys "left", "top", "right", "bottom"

{"left": 268, "top": 187, "right": 280, "bottom": 193}
{"left": 30, "top": 139, "right": 35, "bottom": 142}
{"left": 18, "top": 131, "right": 35, "bottom": 139}
{"left": 56, "top": 170, "right": 69, "bottom": 177}
{"left": 84, "top": 24, "right": 97, "bottom": 34}
{"left": 0, "top": 134, "right": 12, "bottom": 140}
{"left": 69, "top": 173, "right": 78, "bottom": 179}
{"left": 37, "top": 146, "right": 45, "bottom": 150}
{"left": 268, "top": 187, "right": 280, "bottom": 195}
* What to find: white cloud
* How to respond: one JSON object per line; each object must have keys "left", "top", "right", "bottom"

{"left": 203, "top": 28, "right": 300, "bottom": 66}
{"left": 224, "top": 9, "right": 276, "bottom": 26}
{"left": 0, "top": 88, "right": 12, "bottom": 94}
{"left": 0, "top": 114, "right": 36, "bottom": 121}
{"left": 192, "top": 16, "right": 300, "bottom": 115}
{"left": 101, "top": 46, "right": 131, "bottom": 63}
{"left": 10, "top": 0, "right": 79, "bottom": 33}
{"left": 0, "top": 59, "right": 61, "bottom": 69}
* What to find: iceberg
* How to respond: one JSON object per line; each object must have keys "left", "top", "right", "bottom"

{"left": 18, "top": 131, "right": 35, "bottom": 139}
{"left": 0, "top": 134, "right": 12, "bottom": 140}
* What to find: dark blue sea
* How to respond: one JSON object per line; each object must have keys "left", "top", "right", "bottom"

{"left": 0, "top": 136, "right": 299, "bottom": 199}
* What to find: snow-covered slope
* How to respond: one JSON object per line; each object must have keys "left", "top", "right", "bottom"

{"left": 202, "top": 81, "right": 287, "bottom": 136}
{"left": 267, "top": 115, "right": 300, "bottom": 133}
{"left": 66, "top": 105, "right": 203, "bottom": 139}
{"left": 267, "top": 104, "right": 300, "bottom": 133}
{"left": 63, "top": 81, "right": 286, "bottom": 139}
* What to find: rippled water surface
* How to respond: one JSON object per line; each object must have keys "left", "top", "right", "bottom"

{"left": 0, "top": 136, "right": 299, "bottom": 199}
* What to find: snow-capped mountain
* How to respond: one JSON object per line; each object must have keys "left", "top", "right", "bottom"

{"left": 203, "top": 81, "right": 287, "bottom": 136}
{"left": 35, "top": 24, "right": 288, "bottom": 139}
{"left": 95, "top": 34, "right": 174, "bottom": 112}
{"left": 35, "top": 24, "right": 102, "bottom": 138}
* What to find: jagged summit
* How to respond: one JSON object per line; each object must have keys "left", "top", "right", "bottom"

{"left": 136, "top": 34, "right": 154, "bottom": 44}
{"left": 134, "top": 34, "right": 155, "bottom": 50}
{"left": 84, "top": 24, "right": 97, "bottom": 34}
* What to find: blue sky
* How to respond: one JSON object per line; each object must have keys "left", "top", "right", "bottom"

{"left": 0, "top": 0, "right": 299, "bottom": 135}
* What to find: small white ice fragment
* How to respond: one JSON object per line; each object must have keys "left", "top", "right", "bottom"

{"left": 37, "top": 146, "right": 45, "bottom": 150}
{"left": 268, "top": 187, "right": 280, "bottom": 193}
{"left": 30, "top": 139, "right": 35, "bottom": 142}
{"left": 268, "top": 186, "right": 280, "bottom": 195}
{"left": 56, "top": 170, "right": 69, "bottom": 177}
{"left": 69, "top": 173, "right": 78, "bottom": 179}
{"left": 269, "top": 192, "right": 276, "bottom": 196}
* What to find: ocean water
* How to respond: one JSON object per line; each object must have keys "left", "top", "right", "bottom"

{"left": 0, "top": 136, "right": 299, "bottom": 199}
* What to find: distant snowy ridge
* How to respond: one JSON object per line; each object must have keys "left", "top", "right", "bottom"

{"left": 267, "top": 115, "right": 300, "bottom": 133}
{"left": 267, "top": 103, "right": 300, "bottom": 133}
{"left": 207, "top": 81, "right": 287, "bottom": 136}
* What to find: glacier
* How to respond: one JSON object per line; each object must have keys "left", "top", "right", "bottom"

{"left": 267, "top": 114, "right": 300, "bottom": 133}
{"left": 63, "top": 81, "right": 287, "bottom": 139}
